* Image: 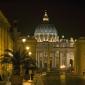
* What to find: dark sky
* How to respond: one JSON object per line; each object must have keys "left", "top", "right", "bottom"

{"left": 0, "top": 1, "right": 85, "bottom": 38}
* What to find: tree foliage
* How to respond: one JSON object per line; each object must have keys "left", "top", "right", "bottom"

{"left": 0, "top": 49, "right": 36, "bottom": 76}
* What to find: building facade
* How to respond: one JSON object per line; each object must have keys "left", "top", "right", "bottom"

{"left": 0, "top": 11, "right": 13, "bottom": 78}
{"left": 34, "top": 11, "right": 76, "bottom": 71}
{"left": 0, "top": 11, "right": 13, "bottom": 55}
{"left": 75, "top": 37, "right": 85, "bottom": 75}
{"left": 15, "top": 11, "right": 76, "bottom": 72}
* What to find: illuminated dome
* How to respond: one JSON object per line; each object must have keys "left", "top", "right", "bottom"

{"left": 34, "top": 11, "right": 58, "bottom": 42}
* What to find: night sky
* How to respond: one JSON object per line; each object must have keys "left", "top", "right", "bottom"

{"left": 0, "top": 1, "right": 85, "bottom": 38}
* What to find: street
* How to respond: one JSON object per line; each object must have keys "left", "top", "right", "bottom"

{"left": 1, "top": 73, "right": 85, "bottom": 85}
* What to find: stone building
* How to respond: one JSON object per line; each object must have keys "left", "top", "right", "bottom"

{"left": 34, "top": 11, "right": 76, "bottom": 71}
{"left": 0, "top": 11, "right": 13, "bottom": 56}
{"left": 15, "top": 11, "right": 76, "bottom": 72}
{"left": 75, "top": 37, "right": 85, "bottom": 75}
{"left": 0, "top": 11, "right": 13, "bottom": 78}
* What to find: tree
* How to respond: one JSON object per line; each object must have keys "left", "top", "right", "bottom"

{"left": 0, "top": 49, "right": 36, "bottom": 80}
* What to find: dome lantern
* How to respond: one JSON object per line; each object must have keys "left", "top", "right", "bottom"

{"left": 43, "top": 10, "right": 49, "bottom": 22}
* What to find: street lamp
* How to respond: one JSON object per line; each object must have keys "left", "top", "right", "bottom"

{"left": 22, "top": 38, "right": 26, "bottom": 43}
{"left": 25, "top": 46, "right": 33, "bottom": 81}
{"left": 28, "top": 52, "right": 32, "bottom": 56}
{"left": 28, "top": 51, "right": 32, "bottom": 81}
{"left": 25, "top": 46, "right": 30, "bottom": 50}
{"left": 25, "top": 46, "right": 32, "bottom": 56}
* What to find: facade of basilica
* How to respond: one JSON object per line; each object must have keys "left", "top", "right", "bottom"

{"left": 34, "top": 11, "right": 76, "bottom": 71}
{"left": 17, "top": 11, "right": 76, "bottom": 72}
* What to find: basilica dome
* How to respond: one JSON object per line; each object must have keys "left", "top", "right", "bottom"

{"left": 34, "top": 11, "right": 58, "bottom": 42}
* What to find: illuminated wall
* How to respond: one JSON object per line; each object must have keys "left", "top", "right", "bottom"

{"left": 0, "top": 11, "right": 13, "bottom": 55}
{"left": 0, "top": 11, "right": 13, "bottom": 75}
{"left": 16, "top": 36, "right": 37, "bottom": 60}
{"left": 35, "top": 37, "right": 75, "bottom": 71}
{"left": 75, "top": 37, "right": 85, "bottom": 75}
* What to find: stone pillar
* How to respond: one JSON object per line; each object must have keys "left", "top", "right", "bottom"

{"left": 47, "top": 43, "right": 50, "bottom": 71}
{"left": 52, "top": 53, "right": 55, "bottom": 68}
{"left": 42, "top": 52, "right": 44, "bottom": 68}
{"left": 36, "top": 52, "right": 38, "bottom": 67}
{"left": 37, "top": 52, "right": 40, "bottom": 68}
{"left": 54, "top": 52, "right": 57, "bottom": 68}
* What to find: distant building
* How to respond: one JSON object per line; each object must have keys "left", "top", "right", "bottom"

{"left": 34, "top": 11, "right": 76, "bottom": 71}
{"left": 17, "top": 11, "right": 76, "bottom": 72}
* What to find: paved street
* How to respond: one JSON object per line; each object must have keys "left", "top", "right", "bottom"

{"left": 43, "top": 74, "right": 85, "bottom": 85}
{"left": 1, "top": 73, "right": 85, "bottom": 85}
{"left": 33, "top": 72, "right": 85, "bottom": 85}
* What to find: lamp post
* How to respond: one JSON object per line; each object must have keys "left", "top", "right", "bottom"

{"left": 28, "top": 52, "right": 32, "bottom": 81}
{"left": 21, "top": 38, "right": 34, "bottom": 84}
{"left": 25, "top": 46, "right": 33, "bottom": 81}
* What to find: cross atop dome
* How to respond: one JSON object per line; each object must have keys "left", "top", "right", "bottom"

{"left": 43, "top": 10, "right": 49, "bottom": 22}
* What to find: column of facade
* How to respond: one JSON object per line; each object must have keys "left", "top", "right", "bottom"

{"left": 62, "top": 51, "right": 65, "bottom": 65}
{"left": 54, "top": 51, "right": 57, "bottom": 68}
{"left": 54, "top": 53, "right": 56, "bottom": 68}
{"left": 57, "top": 50, "right": 60, "bottom": 68}
{"left": 47, "top": 43, "right": 50, "bottom": 71}
{"left": 60, "top": 50, "right": 62, "bottom": 65}
{"left": 54, "top": 52, "right": 56, "bottom": 68}
{"left": 36, "top": 51, "right": 38, "bottom": 67}
{"left": 52, "top": 52, "right": 55, "bottom": 68}
{"left": 42, "top": 52, "right": 44, "bottom": 68}
{"left": 41, "top": 53, "right": 43, "bottom": 68}
{"left": 66, "top": 52, "right": 70, "bottom": 68}
{"left": 64, "top": 51, "right": 67, "bottom": 67}
{"left": 37, "top": 52, "right": 40, "bottom": 68}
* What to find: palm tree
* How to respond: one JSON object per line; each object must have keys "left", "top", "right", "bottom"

{"left": 0, "top": 49, "right": 36, "bottom": 80}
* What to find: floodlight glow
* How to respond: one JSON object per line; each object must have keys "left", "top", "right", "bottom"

{"left": 22, "top": 38, "right": 26, "bottom": 43}
{"left": 26, "top": 46, "right": 30, "bottom": 50}
{"left": 60, "top": 65, "right": 66, "bottom": 69}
